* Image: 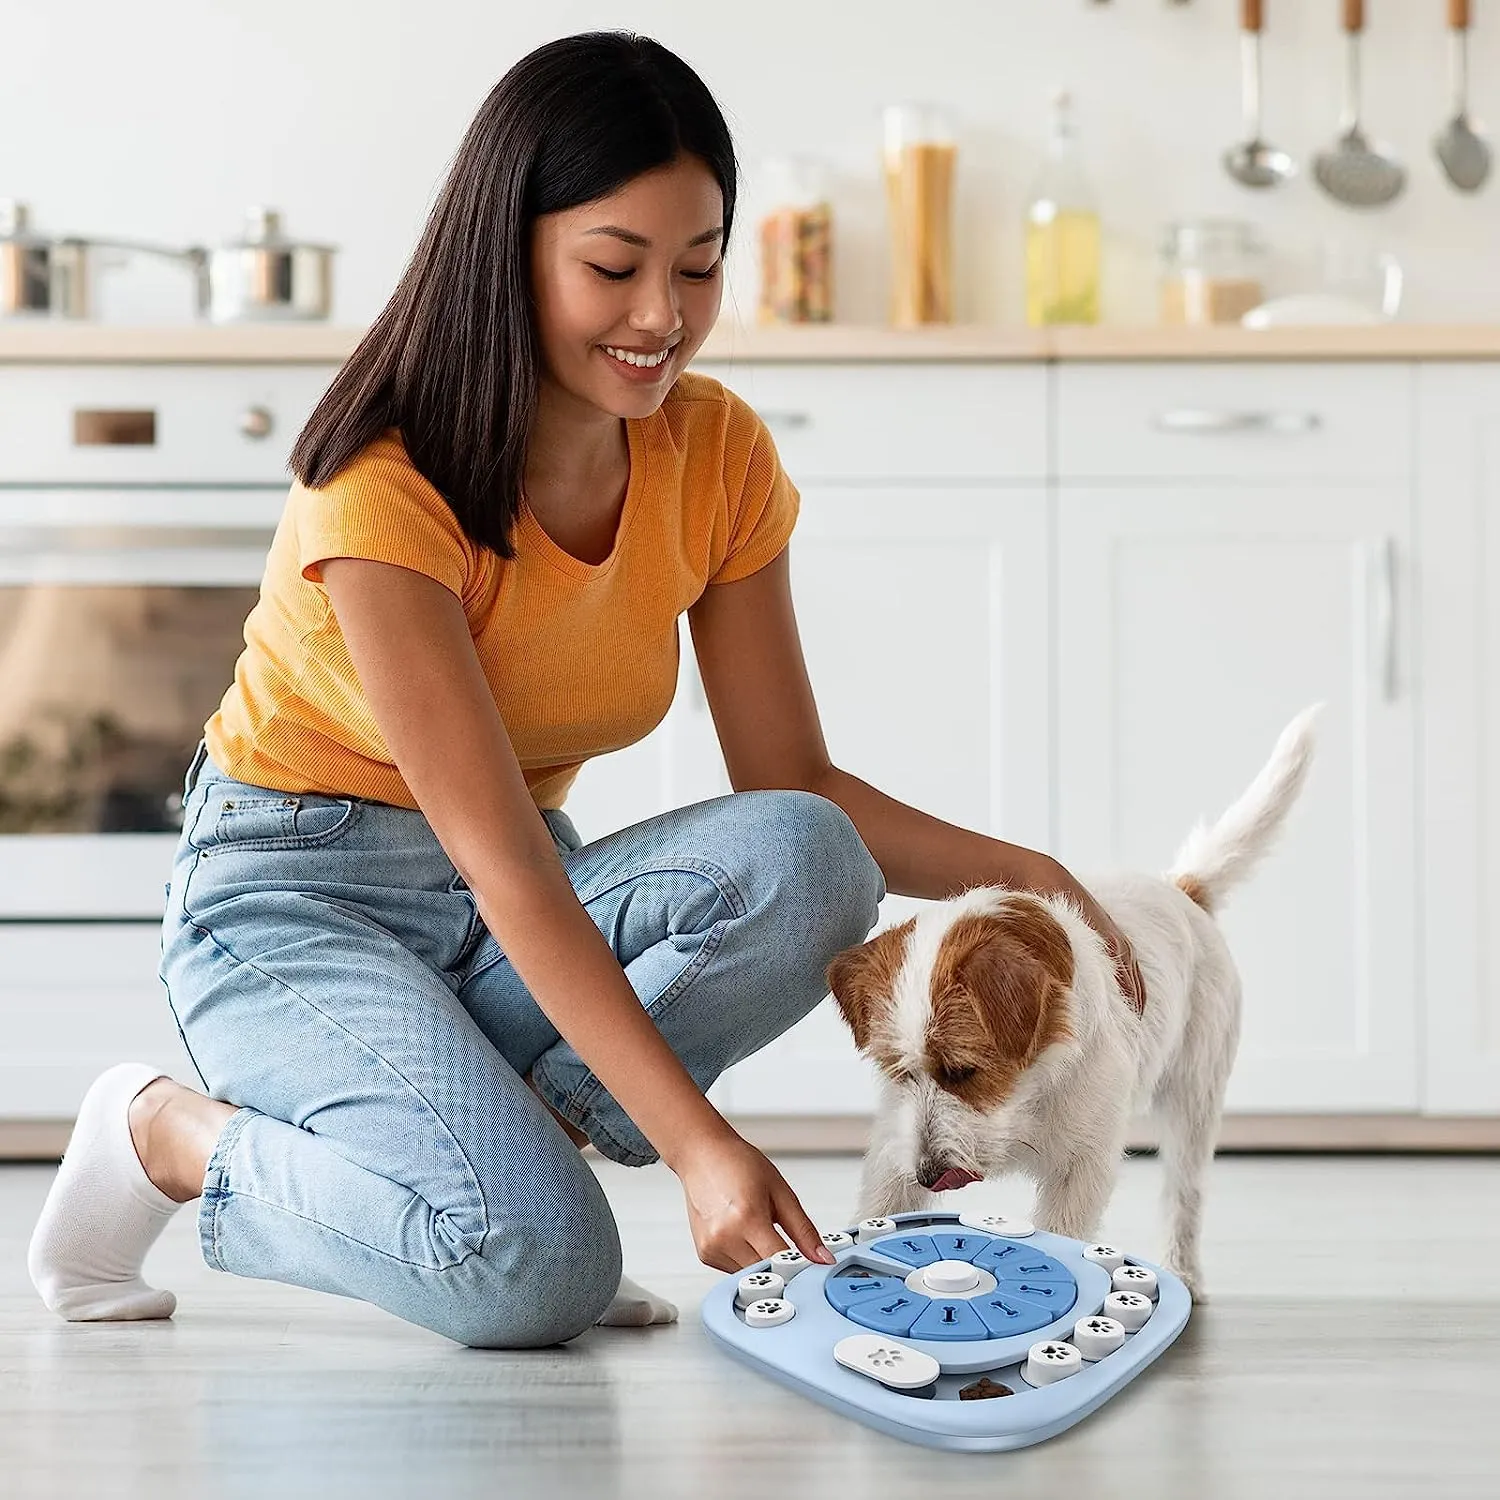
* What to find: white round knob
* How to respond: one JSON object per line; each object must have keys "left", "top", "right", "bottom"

{"left": 1104, "top": 1290, "right": 1154, "bottom": 1331}
{"left": 1072, "top": 1314, "right": 1127, "bottom": 1360}
{"left": 1112, "top": 1264, "right": 1158, "bottom": 1300}
{"left": 1024, "top": 1339, "right": 1083, "bottom": 1386}
{"left": 854, "top": 1217, "right": 897, "bottom": 1242}
{"left": 1083, "top": 1244, "right": 1125, "bottom": 1272}
{"left": 735, "top": 1271, "right": 785, "bottom": 1308}
{"left": 769, "top": 1248, "right": 809, "bottom": 1280}
{"left": 958, "top": 1212, "right": 1035, "bottom": 1237}
{"left": 743, "top": 1297, "right": 796, "bottom": 1328}
{"left": 921, "top": 1259, "right": 982, "bottom": 1295}
{"left": 821, "top": 1230, "right": 854, "bottom": 1252}
{"left": 239, "top": 405, "right": 274, "bottom": 440}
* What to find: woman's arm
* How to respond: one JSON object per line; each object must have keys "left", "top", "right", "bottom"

{"left": 688, "top": 550, "right": 1147, "bottom": 1010}
{"left": 321, "top": 557, "right": 832, "bottom": 1270}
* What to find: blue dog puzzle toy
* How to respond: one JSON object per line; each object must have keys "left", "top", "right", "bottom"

{"left": 700, "top": 1210, "right": 1190, "bottom": 1452}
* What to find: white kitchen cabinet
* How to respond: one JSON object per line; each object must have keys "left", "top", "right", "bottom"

{"left": 1415, "top": 365, "right": 1500, "bottom": 1113}
{"left": 1055, "top": 484, "right": 1418, "bottom": 1112}
{"left": 716, "top": 484, "right": 1052, "bottom": 1115}
{"left": 0, "top": 925, "right": 197, "bottom": 1118}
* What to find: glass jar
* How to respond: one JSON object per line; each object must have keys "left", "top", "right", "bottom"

{"left": 882, "top": 104, "right": 957, "bottom": 326}
{"left": 755, "top": 158, "right": 834, "bottom": 325}
{"left": 1160, "top": 219, "right": 1266, "bottom": 326}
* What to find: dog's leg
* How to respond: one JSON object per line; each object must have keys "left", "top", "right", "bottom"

{"left": 1033, "top": 1153, "right": 1118, "bottom": 1242}
{"left": 1154, "top": 986, "right": 1239, "bottom": 1302}
{"left": 853, "top": 1078, "right": 935, "bottom": 1220}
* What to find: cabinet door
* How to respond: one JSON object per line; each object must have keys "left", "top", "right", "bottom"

{"left": 719, "top": 486, "right": 1051, "bottom": 1115}
{"left": 1057, "top": 486, "right": 1417, "bottom": 1112}
{"left": 1, "top": 925, "right": 196, "bottom": 1117}
{"left": 1416, "top": 366, "right": 1500, "bottom": 1112}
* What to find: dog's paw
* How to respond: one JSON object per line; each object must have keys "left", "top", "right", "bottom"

{"left": 1165, "top": 1263, "right": 1207, "bottom": 1302}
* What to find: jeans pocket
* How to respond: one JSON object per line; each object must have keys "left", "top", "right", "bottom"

{"left": 188, "top": 785, "right": 361, "bottom": 855}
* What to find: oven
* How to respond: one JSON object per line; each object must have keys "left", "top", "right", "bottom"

{"left": 0, "top": 364, "right": 337, "bottom": 918}
{"left": 0, "top": 359, "right": 337, "bottom": 1128}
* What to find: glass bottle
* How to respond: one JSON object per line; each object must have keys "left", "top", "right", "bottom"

{"left": 1025, "top": 90, "right": 1101, "bottom": 327}
{"left": 882, "top": 103, "right": 957, "bottom": 326}
{"left": 756, "top": 158, "right": 834, "bottom": 325}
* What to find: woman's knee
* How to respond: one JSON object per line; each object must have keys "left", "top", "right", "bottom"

{"left": 748, "top": 789, "right": 884, "bottom": 949}
{"left": 435, "top": 1179, "right": 623, "bottom": 1350}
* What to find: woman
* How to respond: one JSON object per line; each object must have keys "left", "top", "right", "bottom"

{"left": 28, "top": 31, "right": 1142, "bottom": 1348}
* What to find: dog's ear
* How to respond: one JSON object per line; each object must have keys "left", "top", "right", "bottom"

{"left": 935, "top": 899, "right": 1075, "bottom": 1075}
{"left": 826, "top": 919, "right": 914, "bottom": 1052}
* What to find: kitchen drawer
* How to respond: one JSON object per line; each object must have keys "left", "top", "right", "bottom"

{"left": 1056, "top": 362, "right": 1413, "bottom": 482}
{"left": 0, "top": 924, "right": 196, "bottom": 1118}
{"left": 691, "top": 361, "right": 1047, "bottom": 480}
{"left": 0, "top": 364, "right": 339, "bottom": 484}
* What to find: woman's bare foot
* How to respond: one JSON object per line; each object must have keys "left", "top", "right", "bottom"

{"left": 127, "top": 1077, "right": 238, "bottom": 1203}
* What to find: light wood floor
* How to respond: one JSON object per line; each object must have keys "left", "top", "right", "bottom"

{"left": 3, "top": 1152, "right": 1498, "bottom": 1499}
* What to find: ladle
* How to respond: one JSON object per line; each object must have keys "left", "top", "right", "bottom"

{"left": 1223, "top": 0, "right": 1295, "bottom": 188}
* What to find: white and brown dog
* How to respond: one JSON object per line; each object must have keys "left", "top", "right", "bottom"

{"left": 827, "top": 706, "right": 1319, "bottom": 1298}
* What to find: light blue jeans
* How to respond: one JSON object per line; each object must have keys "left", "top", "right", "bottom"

{"left": 158, "top": 742, "right": 884, "bottom": 1349}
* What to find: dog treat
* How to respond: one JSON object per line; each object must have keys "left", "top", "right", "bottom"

{"left": 959, "top": 1376, "right": 1015, "bottom": 1400}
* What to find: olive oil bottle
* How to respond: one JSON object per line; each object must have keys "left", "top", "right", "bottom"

{"left": 1025, "top": 90, "right": 1101, "bottom": 326}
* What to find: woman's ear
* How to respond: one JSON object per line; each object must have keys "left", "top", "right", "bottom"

{"left": 826, "top": 919, "right": 914, "bottom": 1053}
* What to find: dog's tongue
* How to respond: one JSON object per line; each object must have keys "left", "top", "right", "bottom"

{"left": 931, "top": 1168, "right": 982, "bottom": 1194}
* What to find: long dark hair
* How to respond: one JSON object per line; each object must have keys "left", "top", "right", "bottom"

{"left": 289, "top": 31, "right": 738, "bottom": 560}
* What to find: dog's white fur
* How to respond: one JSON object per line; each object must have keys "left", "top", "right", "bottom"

{"left": 833, "top": 706, "right": 1320, "bottom": 1299}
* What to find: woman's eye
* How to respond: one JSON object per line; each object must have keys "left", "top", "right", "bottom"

{"left": 586, "top": 263, "right": 721, "bottom": 282}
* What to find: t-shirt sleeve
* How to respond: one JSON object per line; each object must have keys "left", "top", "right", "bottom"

{"left": 293, "top": 439, "right": 472, "bottom": 600}
{"left": 708, "top": 399, "right": 801, "bottom": 586}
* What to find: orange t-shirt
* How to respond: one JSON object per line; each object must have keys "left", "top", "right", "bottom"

{"left": 204, "top": 371, "right": 799, "bottom": 810}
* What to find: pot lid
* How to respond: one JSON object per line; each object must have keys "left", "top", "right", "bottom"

{"left": 223, "top": 206, "right": 335, "bottom": 253}
{"left": 0, "top": 199, "right": 46, "bottom": 244}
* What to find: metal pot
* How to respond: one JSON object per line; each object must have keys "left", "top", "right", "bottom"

{"left": 187, "top": 207, "right": 337, "bottom": 323}
{"left": 0, "top": 201, "right": 92, "bottom": 318}
{"left": 0, "top": 202, "right": 336, "bottom": 322}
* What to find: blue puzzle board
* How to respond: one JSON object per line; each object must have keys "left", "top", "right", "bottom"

{"left": 700, "top": 1211, "right": 1190, "bottom": 1452}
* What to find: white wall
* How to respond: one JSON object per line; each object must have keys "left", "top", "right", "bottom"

{"left": 7, "top": 0, "right": 1499, "bottom": 326}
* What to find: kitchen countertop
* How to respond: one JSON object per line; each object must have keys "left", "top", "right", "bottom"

{"left": 6, "top": 321, "right": 1500, "bottom": 363}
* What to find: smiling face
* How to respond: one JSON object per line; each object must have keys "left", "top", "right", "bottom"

{"left": 529, "top": 155, "right": 725, "bottom": 425}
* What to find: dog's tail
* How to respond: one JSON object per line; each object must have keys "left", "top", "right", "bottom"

{"left": 1166, "top": 704, "right": 1321, "bottom": 914}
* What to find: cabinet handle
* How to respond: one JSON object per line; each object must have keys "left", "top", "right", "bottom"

{"left": 1151, "top": 409, "right": 1322, "bottom": 435}
{"left": 759, "top": 410, "right": 812, "bottom": 431}
{"left": 1372, "top": 535, "right": 1399, "bottom": 702}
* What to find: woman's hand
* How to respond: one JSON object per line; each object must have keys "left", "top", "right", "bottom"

{"left": 1027, "top": 857, "right": 1147, "bottom": 1015}
{"left": 669, "top": 1126, "right": 836, "bottom": 1274}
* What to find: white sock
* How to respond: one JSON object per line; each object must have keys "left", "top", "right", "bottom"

{"left": 27, "top": 1063, "right": 185, "bottom": 1321}
{"left": 595, "top": 1273, "right": 678, "bottom": 1328}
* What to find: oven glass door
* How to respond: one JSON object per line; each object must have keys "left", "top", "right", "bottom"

{"left": 0, "top": 489, "right": 279, "bottom": 918}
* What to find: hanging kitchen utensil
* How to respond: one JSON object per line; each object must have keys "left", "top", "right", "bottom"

{"left": 1313, "top": 0, "right": 1407, "bottom": 207}
{"left": 1224, "top": 0, "right": 1295, "bottom": 187}
{"left": 1434, "top": 0, "right": 1492, "bottom": 191}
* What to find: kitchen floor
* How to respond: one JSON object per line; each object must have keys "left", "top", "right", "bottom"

{"left": 2, "top": 1151, "right": 1497, "bottom": 1499}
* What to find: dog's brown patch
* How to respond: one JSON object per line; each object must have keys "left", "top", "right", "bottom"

{"left": 925, "top": 897, "right": 1075, "bottom": 1111}
{"left": 1175, "top": 873, "right": 1213, "bottom": 911}
{"left": 826, "top": 918, "right": 916, "bottom": 1052}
